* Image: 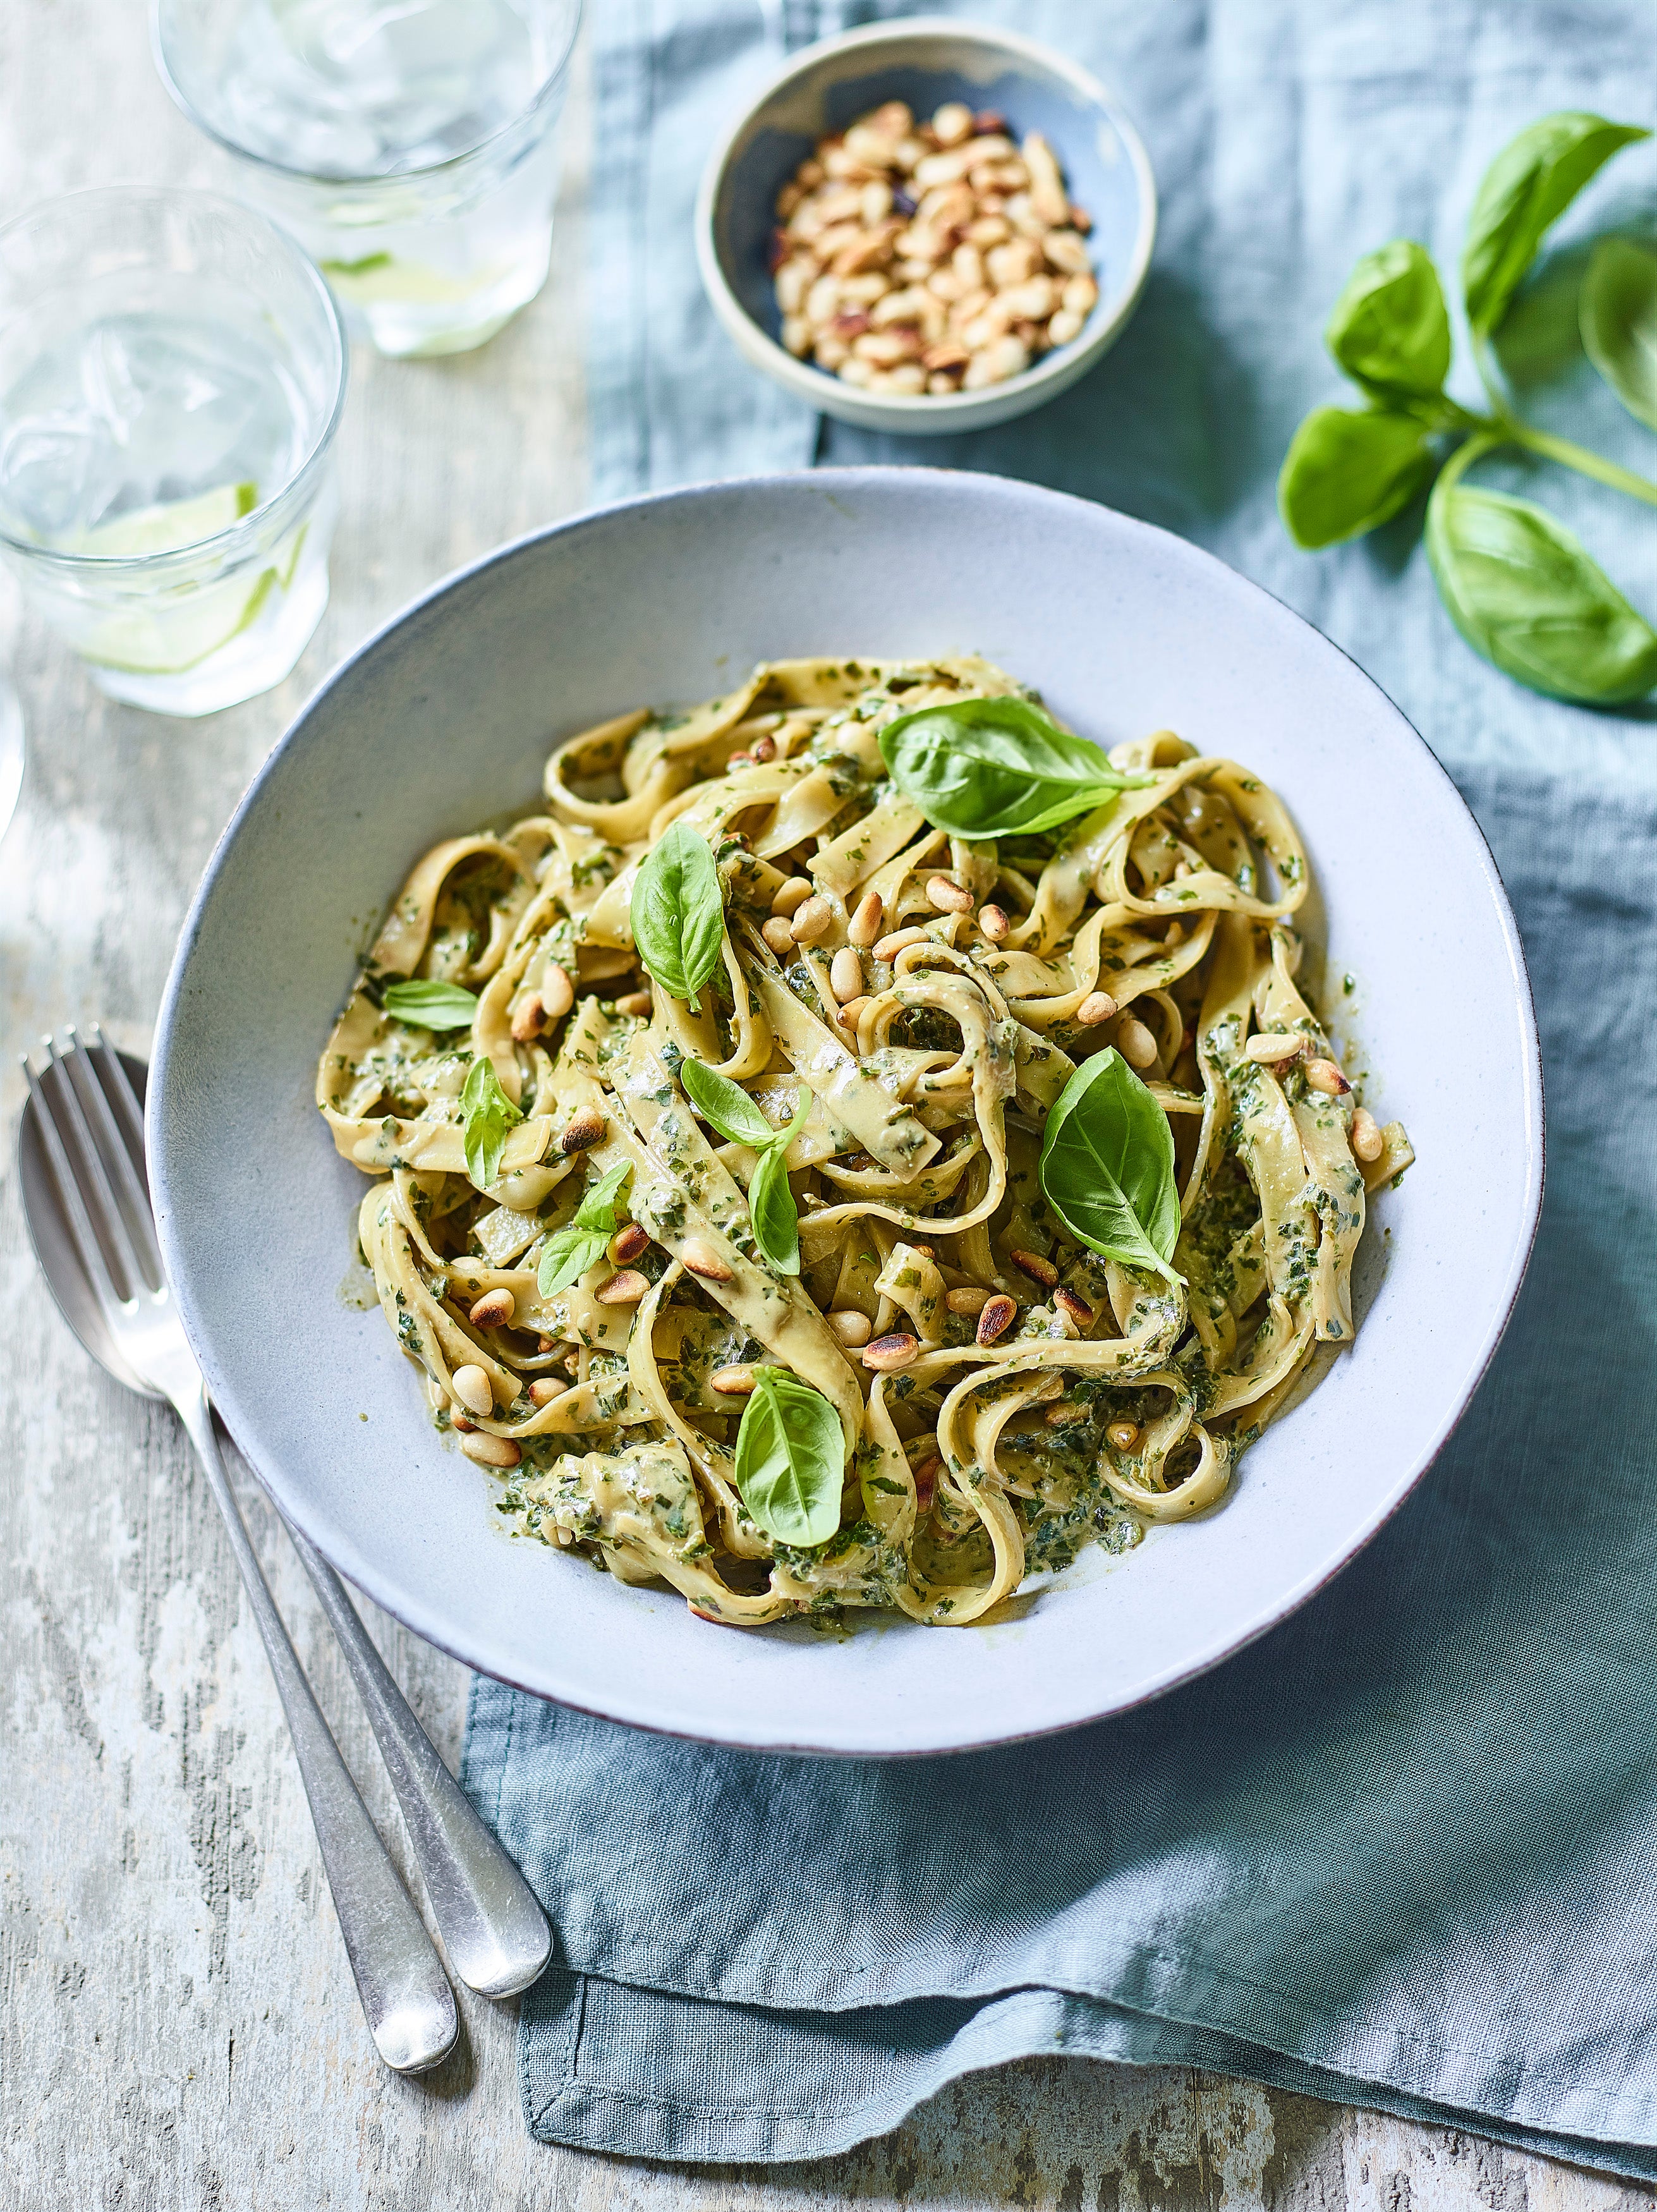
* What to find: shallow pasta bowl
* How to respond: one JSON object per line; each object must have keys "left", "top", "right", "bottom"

{"left": 150, "top": 469, "right": 1542, "bottom": 1757}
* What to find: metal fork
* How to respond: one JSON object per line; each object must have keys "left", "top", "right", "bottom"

{"left": 20, "top": 1030, "right": 547, "bottom": 2066}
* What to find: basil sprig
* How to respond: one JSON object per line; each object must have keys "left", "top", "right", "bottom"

{"left": 381, "top": 978, "right": 480, "bottom": 1030}
{"left": 460, "top": 1057, "right": 523, "bottom": 1188}
{"left": 878, "top": 696, "right": 1153, "bottom": 838}
{"left": 537, "top": 1160, "right": 632, "bottom": 1297}
{"left": 629, "top": 821, "right": 725, "bottom": 1011}
{"left": 1280, "top": 107, "right": 1657, "bottom": 703}
{"left": 681, "top": 1060, "right": 811, "bottom": 1273}
{"left": 1037, "top": 1048, "right": 1182, "bottom": 1287}
{"left": 732, "top": 1368, "right": 844, "bottom": 1547}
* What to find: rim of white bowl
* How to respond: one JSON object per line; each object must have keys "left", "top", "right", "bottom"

{"left": 149, "top": 466, "right": 1546, "bottom": 1758}
{"left": 693, "top": 17, "right": 1158, "bottom": 427}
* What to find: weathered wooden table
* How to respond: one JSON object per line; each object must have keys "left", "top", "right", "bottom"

{"left": 0, "top": 9, "right": 1644, "bottom": 2207}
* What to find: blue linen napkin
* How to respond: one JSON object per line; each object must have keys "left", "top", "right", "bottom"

{"left": 462, "top": 0, "right": 1657, "bottom": 2169}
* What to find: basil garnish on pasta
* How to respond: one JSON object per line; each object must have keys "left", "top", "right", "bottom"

{"left": 878, "top": 695, "right": 1153, "bottom": 837}
{"left": 732, "top": 1368, "right": 844, "bottom": 1547}
{"left": 537, "top": 1161, "right": 632, "bottom": 1297}
{"left": 459, "top": 1057, "right": 521, "bottom": 1188}
{"left": 380, "top": 978, "right": 480, "bottom": 1029}
{"left": 1038, "top": 1049, "right": 1182, "bottom": 1285}
{"left": 681, "top": 1062, "right": 811, "bottom": 1273}
{"left": 629, "top": 820, "right": 725, "bottom": 1011}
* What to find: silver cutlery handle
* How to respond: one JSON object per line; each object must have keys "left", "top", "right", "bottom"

{"left": 173, "top": 1385, "right": 458, "bottom": 2074}
{"left": 285, "top": 1521, "right": 552, "bottom": 1999}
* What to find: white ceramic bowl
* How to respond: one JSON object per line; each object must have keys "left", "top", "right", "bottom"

{"left": 695, "top": 20, "right": 1156, "bottom": 437}
{"left": 150, "top": 470, "right": 1543, "bottom": 1757}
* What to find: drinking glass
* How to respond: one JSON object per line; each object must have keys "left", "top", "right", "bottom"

{"left": 0, "top": 189, "right": 346, "bottom": 718}
{"left": 153, "top": 0, "right": 583, "bottom": 360}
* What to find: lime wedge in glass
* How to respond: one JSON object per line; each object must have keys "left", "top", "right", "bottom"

{"left": 78, "top": 480, "right": 258, "bottom": 559}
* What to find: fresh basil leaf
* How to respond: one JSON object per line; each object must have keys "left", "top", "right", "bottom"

{"left": 1038, "top": 1048, "right": 1182, "bottom": 1285}
{"left": 878, "top": 696, "right": 1153, "bottom": 839}
{"left": 1425, "top": 474, "right": 1657, "bottom": 703}
{"left": 460, "top": 1056, "right": 522, "bottom": 1189}
{"left": 535, "top": 1225, "right": 610, "bottom": 1297}
{"left": 629, "top": 821, "right": 725, "bottom": 1011}
{"left": 1581, "top": 236, "right": 1657, "bottom": 431}
{"left": 381, "top": 978, "right": 480, "bottom": 1030}
{"left": 537, "top": 1160, "right": 632, "bottom": 1296}
{"left": 1325, "top": 240, "right": 1452, "bottom": 398}
{"left": 1462, "top": 111, "right": 1649, "bottom": 338}
{"left": 744, "top": 1091, "right": 811, "bottom": 1275}
{"left": 680, "top": 1059, "right": 778, "bottom": 1147}
{"left": 1277, "top": 406, "right": 1438, "bottom": 548}
{"left": 733, "top": 1368, "right": 844, "bottom": 1547}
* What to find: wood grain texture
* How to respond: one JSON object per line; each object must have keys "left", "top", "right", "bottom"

{"left": 0, "top": 8, "right": 1648, "bottom": 2208}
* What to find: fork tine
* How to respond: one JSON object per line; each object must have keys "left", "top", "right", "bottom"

{"left": 43, "top": 1035, "right": 153, "bottom": 1301}
{"left": 86, "top": 1021, "right": 146, "bottom": 1163}
{"left": 63, "top": 1028, "right": 163, "bottom": 1285}
{"left": 23, "top": 1052, "right": 131, "bottom": 1320}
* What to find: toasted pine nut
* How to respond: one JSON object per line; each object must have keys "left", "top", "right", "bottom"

{"left": 791, "top": 895, "right": 833, "bottom": 944}
{"left": 946, "top": 1285, "right": 992, "bottom": 1315}
{"left": 682, "top": 1237, "right": 734, "bottom": 1284}
{"left": 762, "top": 916, "right": 796, "bottom": 956}
{"left": 1117, "top": 1017, "right": 1158, "bottom": 1069}
{"left": 538, "top": 964, "right": 574, "bottom": 1021}
{"left": 450, "top": 1364, "right": 494, "bottom": 1418}
{"left": 460, "top": 1431, "right": 521, "bottom": 1469}
{"left": 615, "top": 991, "right": 653, "bottom": 1018}
{"left": 528, "top": 1378, "right": 567, "bottom": 1406}
{"left": 468, "top": 1287, "right": 515, "bottom": 1329}
{"left": 596, "top": 1269, "right": 650, "bottom": 1304}
{"left": 976, "top": 1294, "right": 1017, "bottom": 1345}
{"left": 450, "top": 1412, "right": 476, "bottom": 1433}
{"left": 1047, "top": 308, "right": 1086, "bottom": 347}
{"left": 750, "top": 732, "right": 777, "bottom": 763}
{"left": 873, "top": 926, "right": 930, "bottom": 963}
{"left": 710, "top": 1364, "right": 758, "bottom": 1395}
{"left": 1107, "top": 1420, "right": 1140, "bottom": 1451}
{"left": 772, "top": 875, "right": 814, "bottom": 917}
{"left": 608, "top": 1222, "right": 649, "bottom": 1265}
{"left": 1306, "top": 1057, "right": 1351, "bottom": 1096}
{"left": 837, "top": 995, "right": 871, "bottom": 1028}
{"left": 560, "top": 1107, "right": 606, "bottom": 1153}
{"left": 1010, "top": 1248, "right": 1059, "bottom": 1289}
{"left": 1244, "top": 1031, "right": 1304, "bottom": 1065}
{"left": 848, "top": 890, "right": 884, "bottom": 947}
{"left": 1350, "top": 1107, "right": 1384, "bottom": 1162}
{"left": 913, "top": 1457, "right": 942, "bottom": 1511}
{"left": 926, "top": 873, "right": 973, "bottom": 913}
{"left": 978, "top": 904, "right": 1010, "bottom": 942}
{"left": 1053, "top": 1287, "right": 1093, "bottom": 1327}
{"left": 863, "top": 1332, "right": 920, "bottom": 1371}
{"left": 1046, "top": 1399, "right": 1088, "bottom": 1426}
{"left": 1077, "top": 991, "right": 1116, "bottom": 1025}
{"left": 828, "top": 1308, "right": 873, "bottom": 1347}
{"left": 537, "top": 1335, "right": 556, "bottom": 1352}
{"left": 510, "top": 994, "right": 545, "bottom": 1043}
{"left": 932, "top": 101, "right": 973, "bottom": 146}
{"left": 830, "top": 947, "right": 863, "bottom": 1002}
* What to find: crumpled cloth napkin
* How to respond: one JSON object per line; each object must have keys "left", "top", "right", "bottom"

{"left": 462, "top": 0, "right": 1657, "bottom": 2168}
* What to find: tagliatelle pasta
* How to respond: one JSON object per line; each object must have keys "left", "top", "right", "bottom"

{"left": 317, "top": 656, "right": 1412, "bottom": 1630}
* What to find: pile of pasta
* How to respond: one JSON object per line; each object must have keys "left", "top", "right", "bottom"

{"left": 317, "top": 656, "right": 1411, "bottom": 1629}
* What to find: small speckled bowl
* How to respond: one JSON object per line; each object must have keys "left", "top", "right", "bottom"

{"left": 695, "top": 18, "right": 1156, "bottom": 436}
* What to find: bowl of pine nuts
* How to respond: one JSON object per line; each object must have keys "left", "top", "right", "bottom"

{"left": 695, "top": 18, "right": 1156, "bottom": 434}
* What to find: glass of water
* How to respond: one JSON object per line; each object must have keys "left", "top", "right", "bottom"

{"left": 154, "top": 0, "right": 582, "bottom": 360}
{"left": 0, "top": 189, "right": 346, "bottom": 718}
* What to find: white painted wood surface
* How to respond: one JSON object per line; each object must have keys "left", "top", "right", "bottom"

{"left": 0, "top": 8, "right": 1644, "bottom": 2206}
